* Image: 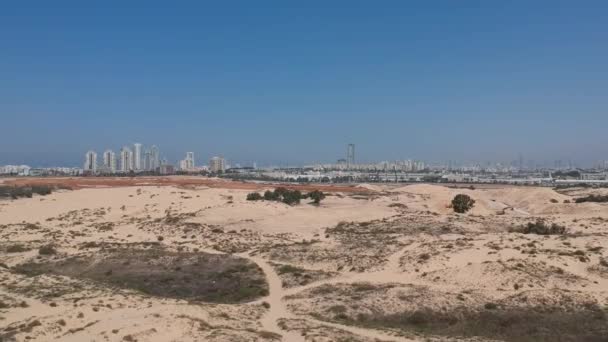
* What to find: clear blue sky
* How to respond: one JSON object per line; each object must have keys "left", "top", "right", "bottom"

{"left": 1, "top": 1, "right": 607, "bottom": 167}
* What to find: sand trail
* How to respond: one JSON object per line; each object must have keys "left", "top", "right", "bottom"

{"left": 245, "top": 254, "right": 416, "bottom": 342}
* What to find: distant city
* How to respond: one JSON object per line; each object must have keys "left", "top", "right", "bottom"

{"left": 81, "top": 143, "right": 228, "bottom": 175}
{"left": 1, "top": 143, "right": 608, "bottom": 186}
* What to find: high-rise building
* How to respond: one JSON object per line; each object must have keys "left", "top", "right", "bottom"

{"left": 209, "top": 156, "right": 226, "bottom": 173}
{"left": 180, "top": 152, "right": 195, "bottom": 170}
{"left": 143, "top": 149, "right": 152, "bottom": 171}
{"left": 186, "top": 152, "right": 194, "bottom": 168}
{"left": 133, "top": 143, "right": 142, "bottom": 170}
{"left": 120, "top": 146, "right": 134, "bottom": 172}
{"left": 150, "top": 145, "right": 160, "bottom": 171}
{"left": 84, "top": 150, "right": 97, "bottom": 173}
{"left": 347, "top": 144, "right": 355, "bottom": 168}
{"left": 103, "top": 150, "right": 116, "bottom": 173}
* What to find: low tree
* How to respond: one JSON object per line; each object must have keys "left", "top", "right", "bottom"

{"left": 274, "top": 187, "right": 289, "bottom": 198}
{"left": 308, "top": 190, "right": 326, "bottom": 204}
{"left": 452, "top": 194, "right": 475, "bottom": 213}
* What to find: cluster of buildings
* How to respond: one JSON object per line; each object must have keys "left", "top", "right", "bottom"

{"left": 83, "top": 144, "right": 227, "bottom": 175}
{"left": 85, "top": 143, "right": 162, "bottom": 174}
{"left": 0, "top": 165, "right": 82, "bottom": 177}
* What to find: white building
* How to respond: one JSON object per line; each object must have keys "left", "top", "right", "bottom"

{"left": 84, "top": 150, "right": 97, "bottom": 173}
{"left": 120, "top": 146, "right": 134, "bottom": 172}
{"left": 209, "top": 156, "right": 226, "bottom": 173}
{"left": 133, "top": 143, "right": 143, "bottom": 171}
{"left": 103, "top": 150, "right": 117, "bottom": 173}
{"left": 180, "top": 152, "right": 195, "bottom": 171}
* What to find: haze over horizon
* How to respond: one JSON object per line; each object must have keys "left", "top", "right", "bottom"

{"left": 1, "top": 1, "right": 607, "bottom": 167}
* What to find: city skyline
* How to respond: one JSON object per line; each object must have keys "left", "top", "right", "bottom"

{"left": 3, "top": 139, "right": 607, "bottom": 170}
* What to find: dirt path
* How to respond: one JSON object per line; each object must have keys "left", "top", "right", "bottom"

{"left": 245, "top": 255, "right": 307, "bottom": 342}
{"left": 242, "top": 253, "right": 416, "bottom": 342}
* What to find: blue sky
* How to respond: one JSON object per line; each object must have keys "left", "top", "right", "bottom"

{"left": 1, "top": 1, "right": 607, "bottom": 167}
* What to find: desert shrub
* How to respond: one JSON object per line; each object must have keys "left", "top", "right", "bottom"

{"left": 38, "top": 245, "right": 57, "bottom": 255}
{"left": 246, "top": 192, "right": 263, "bottom": 201}
{"left": 277, "top": 264, "right": 304, "bottom": 275}
{"left": 6, "top": 244, "right": 29, "bottom": 253}
{"left": 451, "top": 194, "right": 475, "bottom": 213}
{"left": 308, "top": 190, "right": 326, "bottom": 204}
{"left": 263, "top": 190, "right": 279, "bottom": 201}
{"left": 550, "top": 199, "right": 559, "bottom": 203}
{"left": 31, "top": 186, "right": 52, "bottom": 196}
{"left": 282, "top": 190, "right": 302, "bottom": 205}
{"left": 0, "top": 185, "right": 53, "bottom": 199}
{"left": 510, "top": 220, "right": 567, "bottom": 235}
{"left": 575, "top": 195, "right": 608, "bottom": 203}
{"left": 484, "top": 302, "right": 498, "bottom": 310}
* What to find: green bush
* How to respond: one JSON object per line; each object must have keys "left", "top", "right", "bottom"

{"left": 282, "top": 190, "right": 302, "bottom": 205}
{"left": 308, "top": 190, "right": 326, "bottom": 204}
{"left": 451, "top": 194, "right": 475, "bottom": 213}
{"left": 246, "top": 192, "right": 263, "bottom": 201}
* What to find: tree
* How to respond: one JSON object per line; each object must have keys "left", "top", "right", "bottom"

{"left": 246, "top": 192, "right": 263, "bottom": 201}
{"left": 274, "top": 187, "right": 289, "bottom": 198}
{"left": 308, "top": 190, "right": 326, "bottom": 204}
{"left": 452, "top": 194, "right": 475, "bottom": 213}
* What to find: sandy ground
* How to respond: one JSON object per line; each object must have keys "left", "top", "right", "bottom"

{"left": 1, "top": 181, "right": 607, "bottom": 341}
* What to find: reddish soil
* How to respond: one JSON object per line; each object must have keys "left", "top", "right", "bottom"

{"left": 2, "top": 176, "right": 369, "bottom": 193}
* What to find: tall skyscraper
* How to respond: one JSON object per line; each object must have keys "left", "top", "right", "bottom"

{"left": 150, "top": 145, "right": 160, "bottom": 171}
{"left": 84, "top": 150, "right": 97, "bottom": 173}
{"left": 133, "top": 143, "right": 142, "bottom": 170}
{"left": 209, "top": 156, "right": 226, "bottom": 173}
{"left": 103, "top": 150, "right": 116, "bottom": 173}
{"left": 120, "top": 146, "right": 134, "bottom": 172}
{"left": 347, "top": 143, "right": 355, "bottom": 168}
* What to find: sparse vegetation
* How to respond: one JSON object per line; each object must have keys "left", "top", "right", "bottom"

{"left": 0, "top": 185, "right": 55, "bottom": 199}
{"left": 15, "top": 248, "right": 269, "bottom": 303}
{"left": 575, "top": 194, "right": 608, "bottom": 203}
{"left": 346, "top": 306, "right": 607, "bottom": 342}
{"left": 6, "top": 244, "right": 30, "bottom": 253}
{"left": 246, "top": 187, "right": 305, "bottom": 205}
{"left": 451, "top": 194, "right": 475, "bottom": 213}
{"left": 509, "top": 220, "right": 567, "bottom": 235}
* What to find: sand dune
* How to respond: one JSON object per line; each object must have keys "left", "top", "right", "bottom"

{"left": 1, "top": 181, "right": 607, "bottom": 341}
